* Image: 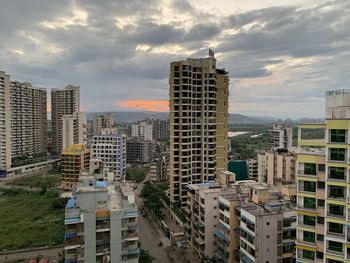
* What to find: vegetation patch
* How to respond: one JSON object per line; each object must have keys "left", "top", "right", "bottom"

{"left": 126, "top": 167, "right": 149, "bottom": 183}
{"left": 7, "top": 173, "right": 61, "bottom": 189}
{"left": 0, "top": 188, "right": 65, "bottom": 251}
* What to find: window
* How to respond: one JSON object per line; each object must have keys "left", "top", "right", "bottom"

{"left": 304, "top": 215, "right": 316, "bottom": 226}
{"left": 328, "top": 185, "right": 345, "bottom": 199}
{"left": 317, "top": 234, "right": 324, "bottom": 241}
{"left": 302, "top": 250, "right": 315, "bottom": 260}
{"left": 330, "top": 129, "right": 346, "bottom": 143}
{"left": 318, "top": 164, "right": 325, "bottom": 172}
{"left": 303, "top": 181, "right": 316, "bottom": 192}
{"left": 317, "top": 181, "right": 325, "bottom": 189}
{"left": 317, "top": 217, "right": 324, "bottom": 224}
{"left": 304, "top": 197, "right": 316, "bottom": 209}
{"left": 329, "top": 148, "right": 346, "bottom": 161}
{"left": 316, "top": 251, "right": 324, "bottom": 259}
{"left": 328, "top": 204, "right": 344, "bottom": 217}
{"left": 267, "top": 222, "right": 270, "bottom": 225}
{"left": 328, "top": 240, "right": 343, "bottom": 253}
{"left": 328, "top": 167, "right": 345, "bottom": 180}
{"left": 303, "top": 231, "right": 315, "bottom": 243}
{"left": 304, "top": 163, "right": 316, "bottom": 175}
{"left": 328, "top": 222, "right": 343, "bottom": 235}
{"left": 317, "top": 199, "right": 325, "bottom": 207}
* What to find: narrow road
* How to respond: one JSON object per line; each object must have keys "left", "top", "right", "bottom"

{"left": 135, "top": 174, "right": 172, "bottom": 263}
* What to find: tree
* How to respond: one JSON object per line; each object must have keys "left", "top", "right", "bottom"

{"left": 139, "top": 249, "right": 154, "bottom": 263}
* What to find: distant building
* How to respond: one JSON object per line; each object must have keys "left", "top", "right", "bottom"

{"left": 91, "top": 133, "right": 127, "bottom": 180}
{"left": 246, "top": 158, "right": 258, "bottom": 179}
{"left": 51, "top": 85, "right": 80, "bottom": 154}
{"left": 126, "top": 138, "right": 153, "bottom": 164}
{"left": 131, "top": 121, "right": 153, "bottom": 141}
{"left": 150, "top": 119, "right": 169, "bottom": 140}
{"left": 93, "top": 113, "right": 114, "bottom": 135}
{"left": 268, "top": 123, "right": 293, "bottom": 150}
{"left": 10, "top": 81, "right": 47, "bottom": 159}
{"left": 257, "top": 149, "right": 296, "bottom": 185}
{"left": 64, "top": 177, "right": 139, "bottom": 263}
{"left": 0, "top": 71, "right": 12, "bottom": 169}
{"left": 61, "top": 144, "right": 91, "bottom": 189}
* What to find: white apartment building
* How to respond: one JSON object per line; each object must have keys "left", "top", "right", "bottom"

{"left": 91, "top": 134, "right": 127, "bottom": 180}
{"left": 64, "top": 177, "right": 139, "bottom": 263}
{"left": 131, "top": 121, "right": 153, "bottom": 141}
{"left": 268, "top": 123, "right": 293, "bottom": 150}
{"left": 0, "top": 71, "right": 11, "bottom": 170}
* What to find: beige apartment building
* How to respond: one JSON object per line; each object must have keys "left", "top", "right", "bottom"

{"left": 169, "top": 53, "right": 229, "bottom": 207}
{"left": 93, "top": 113, "right": 114, "bottom": 135}
{"left": 258, "top": 149, "right": 296, "bottom": 185}
{"left": 0, "top": 71, "right": 11, "bottom": 170}
{"left": 51, "top": 85, "right": 80, "bottom": 154}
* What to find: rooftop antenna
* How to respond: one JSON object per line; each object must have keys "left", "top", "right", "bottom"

{"left": 209, "top": 48, "right": 215, "bottom": 58}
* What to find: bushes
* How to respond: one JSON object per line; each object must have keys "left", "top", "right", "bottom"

{"left": 140, "top": 181, "right": 164, "bottom": 217}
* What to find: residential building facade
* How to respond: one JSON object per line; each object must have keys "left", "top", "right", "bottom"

{"left": 10, "top": 81, "right": 47, "bottom": 159}
{"left": 93, "top": 113, "right": 114, "bottom": 135}
{"left": 131, "top": 121, "right": 153, "bottom": 141}
{"left": 258, "top": 149, "right": 296, "bottom": 185}
{"left": 169, "top": 53, "right": 229, "bottom": 207}
{"left": 126, "top": 138, "right": 153, "bottom": 164}
{"left": 268, "top": 123, "right": 293, "bottom": 150}
{"left": 91, "top": 134, "right": 127, "bottom": 180}
{"left": 51, "top": 85, "right": 80, "bottom": 154}
{"left": 0, "top": 71, "right": 11, "bottom": 170}
{"left": 64, "top": 177, "right": 139, "bottom": 263}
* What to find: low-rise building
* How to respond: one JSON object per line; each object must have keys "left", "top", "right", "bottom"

{"left": 64, "top": 176, "right": 139, "bottom": 263}
{"left": 257, "top": 148, "right": 296, "bottom": 185}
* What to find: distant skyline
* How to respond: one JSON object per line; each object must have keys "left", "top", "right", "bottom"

{"left": 1, "top": 0, "right": 349, "bottom": 118}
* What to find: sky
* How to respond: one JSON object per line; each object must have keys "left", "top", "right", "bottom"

{"left": 0, "top": 0, "right": 349, "bottom": 118}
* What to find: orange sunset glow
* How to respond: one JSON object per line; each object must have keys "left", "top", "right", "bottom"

{"left": 118, "top": 100, "right": 169, "bottom": 112}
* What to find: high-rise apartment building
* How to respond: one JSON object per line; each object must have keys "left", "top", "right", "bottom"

{"left": 93, "top": 113, "right": 114, "bottom": 135}
{"left": 169, "top": 53, "right": 229, "bottom": 207}
{"left": 10, "top": 81, "right": 47, "bottom": 159}
{"left": 268, "top": 123, "right": 293, "bottom": 150}
{"left": 150, "top": 118, "right": 169, "bottom": 140}
{"left": 0, "top": 71, "right": 11, "bottom": 170}
{"left": 91, "top": 134, "right": 127, "bottom": 180}
{"left": 131, "top": 121, "right": 153, "bottom": 141}
{"left": 296, "top": 89, "right": 350, "bottom": 262}
{"left": 51, "top": 85, "right": 80, "bottom": 154}
{"left": 64, "top": 177, "right": 139, "bottom": 263}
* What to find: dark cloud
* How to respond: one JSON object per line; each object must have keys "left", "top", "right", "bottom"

{"left": 0, "top": 0, "right": 349, "bottom": 117}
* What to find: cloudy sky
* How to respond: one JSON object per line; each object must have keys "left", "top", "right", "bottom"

{"left": 1, "top": 0, "right": 349, "bottom": 118}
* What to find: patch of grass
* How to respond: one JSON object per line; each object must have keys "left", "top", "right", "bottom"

{"left": 126, "top": 167, "right": 149, "bottom": 183}
{"left": 7, "top": 173, "right": 61, "bottom": 189}
{"left": 0, "top": 188, "right": 65, "bottom": 251}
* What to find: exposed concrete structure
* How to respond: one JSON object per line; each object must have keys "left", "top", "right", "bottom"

{"left": 169, "top": 53, "right": 229, "bottom": 207}
{"left": 126, "top": 138, "right": 153, "bottom": 164}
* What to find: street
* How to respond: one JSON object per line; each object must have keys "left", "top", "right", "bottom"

{"left": 135, "top": 174, "right": 172, "bottom": 263}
